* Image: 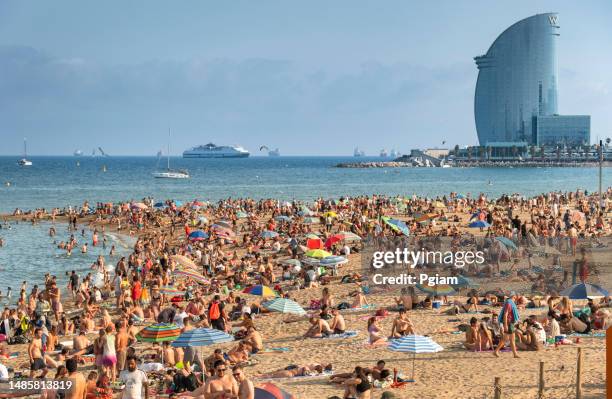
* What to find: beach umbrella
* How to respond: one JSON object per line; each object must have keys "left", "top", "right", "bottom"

{"left": 171, "top": 328, "right": 234, "bottom": 347}
{"left": 388, "top": 335, "right": 443, "bottom": 381}
{"left": 255, "top": 382, "right": 295, "bottom": 399}
{"left": 304, "top": 249, "right": 332, "bottom": 259}
{"left": 131, "top": 202, "right": 148, "bottom": 210}
{"left": 260, "top": 230, "right": 279, "bottom": 239}
{"left": 173, "top": 269, "right": 209, "bottom": 285}
{"left": 279, "top": 259, "right": 302, "bottom": 268}
{"left": 324, "top": 232, "right": 361, "bottom": 248}
{"left": 298, "top": 206, "right": 315, "bottom": 217}
{"left": 416, "top": 284, "right": 456, "bottom": 296}
{"left": 197, "top": 216, "right": 209, "bottom": 223}
{"left": 242, "top": 285, "right": 277, "bottom": 297}
{"left": 456, "top": 194, "right": 465, "bottom": 199}
{"left": 560, "top": 283, "right": 609, "bottom": 299}
{"left": 303, "top": 217, "right": 320, "bottom": 224}
{"left": 468, "top": 221, "right": 490, "bottom": 228}
{"left": 153, "top": 202, "right": 166, "bottom": 209}
{"left": 216, "top": 220, "right": 233, "bottom": 229}
{"left": 236, "top": 211, "right": 248, "bottom": 219}
{"left": 322, "top": 211, "right": 337, "bottom": 218}
{"left": 188, "top": 231, "right": 209, "bottom": 241}
{"left": 274, "top": 215, "right": 292, "bottom": 222}
{"left": 136, "top": 323, "right": 181, "bottom": 343}
{"left": 381, "top": 217, "right": 410, "bottom": 236}
{"left": 319, "top": 255, "right": 348, "bottom": 267}
{"left": 171, "top": 255, "right": 199, "bottom": 270}
{"left": 495, "top": 237, "right": 518, "bottom": 250}
{"left": 262, "top": 298, "right": 306, "bottom": 316}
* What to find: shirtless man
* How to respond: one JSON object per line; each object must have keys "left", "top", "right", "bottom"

{"left": 203, "top": 360, "right": 238, "bottom": 399}
{"left": 232, "top": 366, "right": 254, "bottom": 399}
{"left": 390, "top": 309, "right": 415, "bottom": 338}
{"left": 329, "top": 309, "right": 346, "bottom": 334}
{"left": 243, "top": 327, "right": 263, "bottom": 354}
{"left": 29, "top": 328, "right": 48, "bottom": 378}
{"left": 304, "top": 317, "right": 333, "bottom": 338}
{"left": 64, "top": 358, "right": 87, "bottom": 399}
{"left": 162, "top": 342, "right": 176, "bottom": 367}
{"left": 72, "top": 330, "right": 92, "bottom": 357}
{"left": 464, "top": 317, "right": 480, "bottom": 351}
{"left": 115, "top": 322, "right": 129, "bottom": 373}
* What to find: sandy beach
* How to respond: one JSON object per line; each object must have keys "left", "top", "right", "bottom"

{"left": 0, "top": 190, "right": 610, "bottom": 399}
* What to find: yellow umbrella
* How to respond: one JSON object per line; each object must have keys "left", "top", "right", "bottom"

{"left": 305, "top": 249, "right": 332, "bottom": 259}
{"left": 433, "top": 201, "right": 445, "bottom": 209}
{"left": 322, "top": 211, "right": 337, "bottom": 218}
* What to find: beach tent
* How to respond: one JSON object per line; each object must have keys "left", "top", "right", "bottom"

{"left": 560, "top": 283, "right": 609, "bottom": 299}
{"left": 388, "top": 335, "right": 443, "bottom": 382}
{"left": 468, "top": 221, "right": 490, "bottom": 228}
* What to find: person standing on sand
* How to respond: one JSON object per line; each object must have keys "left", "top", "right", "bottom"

{"left": 119, "top": 357, "right": 148, "bottom": 399}
{"left": 29, "top": 327, "right": 48, "bottom": 378}
{"left": 115, "top": 321, "right": 129, "bottom": 373}
{"left": 494, "top": 295, "right": 520, "bottom": 358}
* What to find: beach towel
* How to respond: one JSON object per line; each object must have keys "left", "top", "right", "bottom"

{"left": 569, "top": 332, "right": 606, "bottom": 338}
{"left": 498, "top": 299, "right": 519, "bottom": 325}
{"left": 315, "top": 330, "right": 358, "bottom": 339}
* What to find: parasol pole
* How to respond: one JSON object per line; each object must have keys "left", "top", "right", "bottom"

{"left": 411, "top": 353, "right": 416, "bottom": 382}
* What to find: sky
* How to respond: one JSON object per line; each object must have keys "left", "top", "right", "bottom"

{"left": 0, "top": 0, "right": 610, "bottom": 156}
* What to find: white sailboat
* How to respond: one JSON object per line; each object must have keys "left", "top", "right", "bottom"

{"left": 153, "top": 130, "right": 190, "bottom": 179}
{"left": 17, "top": 138, "right": 32, "bottom": 166}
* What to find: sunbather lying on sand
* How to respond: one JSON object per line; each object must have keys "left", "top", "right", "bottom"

{"left": 258, "top": 363, "right": 332, "bottom": 378}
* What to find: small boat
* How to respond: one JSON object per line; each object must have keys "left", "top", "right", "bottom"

{"left": 17, "top": 138, "right": 32, "bottom": 166}
{"left": 153, "top": 129, "right": 190, "bottom": 179}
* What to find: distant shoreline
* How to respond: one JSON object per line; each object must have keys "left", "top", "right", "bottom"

{"left": 336, "top": 160, "right": 612, "bottom": 168}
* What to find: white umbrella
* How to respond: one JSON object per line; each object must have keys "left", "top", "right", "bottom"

{"left": 388, "top": 335, "right": 443, "bottom": 381}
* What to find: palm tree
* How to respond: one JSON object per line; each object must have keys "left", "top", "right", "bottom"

{"left": 540, "top": 145, "right": 546, "bottom": 161}
{"left": 478, "top": 146, "right": 485, "bottom": 160}
{"left": 606, "top": 137, "right": 611, "bottom": 148}
{"left": 466, "top": 146, "right": 472, "bottom": 160}
{"left": 556, "top": 146, "right": 561, "bottom": 161}
{"left": 529, "top": 145, "right": 536, "bottom": 159}
{"left": 486, "top": 146, "right": 492, "bottom": 160}
{"left": 454, "top": 145, "right": 460, "bottom": 157}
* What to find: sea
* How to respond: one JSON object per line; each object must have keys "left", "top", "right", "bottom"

{"left": 0, "top": 155, "right": 610, "bottom": 295}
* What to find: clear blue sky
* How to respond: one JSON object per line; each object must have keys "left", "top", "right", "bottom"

{"left": 0, "top": 0, "right": 610, "bottom": 155}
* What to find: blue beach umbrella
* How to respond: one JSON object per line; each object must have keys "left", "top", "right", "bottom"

{"left": 262, "top": 298, "right": 306, "bottom": 316}
{"left": 469, "top": 221, "right": 490, "bottom": 228}
{"left": 560, "top": 283, "right": 609, "bottom": 299}
{"left": 260, "top": 230, "right": 279, "bottom": 239}
{"left": 171, "top": 328, "right": 234, "bottom": 347}
{"left": 188, "top": 231, "right": 209, "bottom": 241}
{"left": 154, "top": 202, "right": 167, "bottom": 209}
{"left": 388, "top": 335, "right": 443, "bottom": 381}
{"left": 381, "top": 217, "right": 410, "bottom": 236}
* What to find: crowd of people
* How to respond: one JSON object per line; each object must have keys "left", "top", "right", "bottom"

{"left": 0, "top": 187, "right": 610, "bottom": 398}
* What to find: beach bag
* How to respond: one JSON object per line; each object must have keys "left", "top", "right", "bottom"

{"left": 209, "top": 302, "right": 221, "bottom": 320}
{"left": 9, "top": 335, "right": 29, "bottom": 345}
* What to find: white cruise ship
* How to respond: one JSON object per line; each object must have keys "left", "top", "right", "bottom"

{"left": 183, "top": 143, "right": 250, "bottom": 158}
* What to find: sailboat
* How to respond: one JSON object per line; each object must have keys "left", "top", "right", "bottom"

{"left": 153, "top": 130, "right": 190, "bottom": 179}
{"left": 17, "top": 138, "right": 32, "bottom": 166}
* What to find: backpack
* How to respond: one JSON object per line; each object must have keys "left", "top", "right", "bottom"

{"left": 209, "top": 302, "right": 221, "bottom": 320}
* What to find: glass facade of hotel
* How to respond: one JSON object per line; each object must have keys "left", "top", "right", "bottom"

{"left": 534, "top": 115, "right": 591, "bottom": 146}
{"left": 474, "top": 13, "right": 560, "bottom": 145}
